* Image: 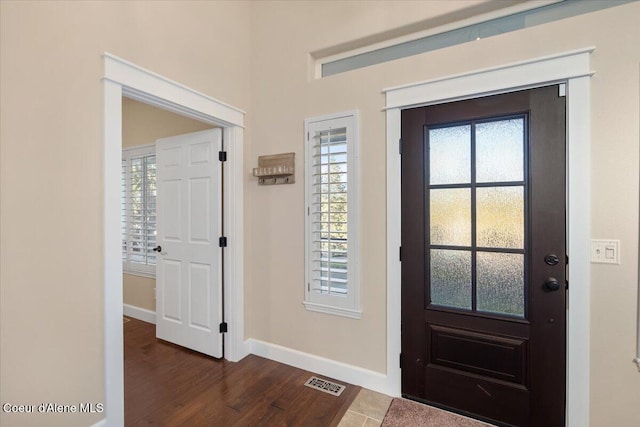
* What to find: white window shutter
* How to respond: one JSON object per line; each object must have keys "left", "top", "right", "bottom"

{"left": 122, "top": 145, "right": 157, "bottom": 276}
{"left": 304, "top": 112, "right": 361, "bottom": 319}
{"left": 309, "top": 127, "right": 349, "bottom": 296}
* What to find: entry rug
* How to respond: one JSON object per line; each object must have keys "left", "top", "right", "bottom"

{"left": 381, "top": 398, "right": 494, "bottom": 427}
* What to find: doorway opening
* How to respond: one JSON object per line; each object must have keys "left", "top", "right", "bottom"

{"left": 121, "top": 97, "right": 216, "bottom": 322}
{"left": 121, "top": 97, "right": 226, "bottom": 355}
{"left": 104, "top": 53, "right": 246, "bottom": 426}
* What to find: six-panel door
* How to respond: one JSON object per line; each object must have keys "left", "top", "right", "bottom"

{"left": 155, "top": 129, "right": 223, "bottom": 358}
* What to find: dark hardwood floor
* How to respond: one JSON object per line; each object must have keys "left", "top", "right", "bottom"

{"left": 124, "top": 317, "right": 360, "bottom": 426}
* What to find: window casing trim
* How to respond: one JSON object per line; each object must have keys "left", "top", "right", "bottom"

{"left": 304, "top": 111, "right": 361, "bottom": 319}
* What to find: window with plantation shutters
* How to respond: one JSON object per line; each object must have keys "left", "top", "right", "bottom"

{"left": 122, "top": 145, "right": 157, "bottom": 277}
{"left": 304, "top": 112, "right": 361, "bottom": 319}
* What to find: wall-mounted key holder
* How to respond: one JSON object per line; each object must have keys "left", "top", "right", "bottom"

{"left": 253, "top": 152, "right": 295, "bottom": 185}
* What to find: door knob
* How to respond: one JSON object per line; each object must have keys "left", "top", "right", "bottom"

{"left": 544, "top": 277, "right": 560, "bottom": 291}
{"left": 152, "top": 246, "right": 162, "bottom": 253}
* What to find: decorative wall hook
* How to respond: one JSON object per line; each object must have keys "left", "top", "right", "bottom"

{"left": 253, "top": 153, "right": 295, "bottom": 185}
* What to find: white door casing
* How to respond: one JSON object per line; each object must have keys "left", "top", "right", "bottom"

{"left": 385, "top": 48, "right": 593, "bottom": 425}
{"left": 104, "top": 51, "right": 246, "bottom": 427}
{"left": 156, "top": 129, "right": 223, "bottom": 358}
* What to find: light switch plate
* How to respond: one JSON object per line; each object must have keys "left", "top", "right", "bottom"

{"left": 590, "top": 239, "right": 620, "bottom": 264}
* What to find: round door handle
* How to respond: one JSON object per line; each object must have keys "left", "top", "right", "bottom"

{"left": 152, "top": 246, "right": 162, "bottom": 253}
{"left": 544, "top": 277, "right": 560, "bottom": 291}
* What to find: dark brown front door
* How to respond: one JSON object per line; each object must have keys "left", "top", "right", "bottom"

{"left": 401, "top": 85, "right": 566, "bottom": 427}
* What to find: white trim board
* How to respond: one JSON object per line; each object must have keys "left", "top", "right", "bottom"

{"left": 247, "top": 339, "right": 394, "bottom": 396}
{"left": 384, "top": 47, "right": 595, "bottom": 110}
{"left": 104, "top": 53, "right": 245, "bottom": 127}
{"left": 103, "top": 53, "right": 246, "bottom": 427}
{"left": 385, "top": 48, "right": 592, "bottom": 426}
{"left": 123, "top": 304, "right": 156, "bottom": 324}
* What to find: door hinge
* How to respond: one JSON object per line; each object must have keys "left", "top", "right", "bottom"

{"left": 566, "top": 254, "right": 569, "bottom": 265}
{"left": 219, "top": 151, "right": 227, "bottom": 162}
{"left": 219, "top": 236, "right": 228, "bottom": 247}
{"left": 219, "top": 322, "right": 228, "bottom": 333}
{"left": 565, "top": 280, "right": 569, "bottom": 290}
{"left": 399, "top": 353, "right": 403, "bottom": 369}
{"left": 399, "top": 246, "right": 402, "bottom": 262}
{"left": 399, "top": 138, "right": 403, "bottom": 155}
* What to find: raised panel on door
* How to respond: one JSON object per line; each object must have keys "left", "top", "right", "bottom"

{"left": 428, "top": 324, "right": 528, "bottom": 385}
{"left": 189, "top": 262, "right": 212, "bottom": 331}
{"left": 161, "top": 179, "right": 182, "bottom": 242}
{"left": 189, "top": 177, "right": 211, "bottom": 244}
{"left": 161, "top": 259, "right": 182, "bottom": 322}
{"left": 189, "top": 141, "right": 212, "bottom": 166}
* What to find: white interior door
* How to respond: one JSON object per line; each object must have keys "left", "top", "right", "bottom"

{"left": 155, "top": 128, "right": 223, "bottom": 358}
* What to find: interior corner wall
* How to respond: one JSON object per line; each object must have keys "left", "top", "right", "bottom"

{"left": 247, "top": 2, "right": 640, "bottom": 426}
{"left": 0, "top": 1, "right": 250, "bottom": 426}
{"left": 122, "top": 98, "right": 213, "bottom": 312}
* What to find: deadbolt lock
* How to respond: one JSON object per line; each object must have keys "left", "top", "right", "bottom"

{"left": 544, "top": 254, "right": 560, "bottom": 266}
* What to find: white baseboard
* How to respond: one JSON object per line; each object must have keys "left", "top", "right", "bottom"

{"left": 123, "top": 303, "right": 156, "bottom": 324}
{"left": 120, "top": 309, "right": 395, "bottom": 395}
{"left": 89, "top": 419, "right": 106, "bottom": 427}
{"left": 247, "top": 338, "right": 398, "bottom": 397}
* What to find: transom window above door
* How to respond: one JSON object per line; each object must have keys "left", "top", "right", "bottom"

{"left": 427, "top": 115, "right": 527, "bottom": 317}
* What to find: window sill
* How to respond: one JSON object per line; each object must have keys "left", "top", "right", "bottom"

{"left": 303, "top": 301, "right": 362, "bottom": 319}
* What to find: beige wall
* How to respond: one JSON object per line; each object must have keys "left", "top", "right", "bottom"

{"left": 1, "top": 1, "right": 639, "bottom": 426}
{"left": 246, "top": 0, "right": 502, "bottom": 376}
{"left": 247, "top": 1, "right": 640, "bottom": 426}
{"left": 0, "top": 1, "right": 250, "bottom": 426}
{"left": 122, "top": 97, "right": 213, "bottom": 150}
{"left": 122, "top": 98, "right": 213, "bottom": 311}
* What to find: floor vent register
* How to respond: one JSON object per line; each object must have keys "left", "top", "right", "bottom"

{"left": 304, "top": 376, "right": 346, "bottom": 397}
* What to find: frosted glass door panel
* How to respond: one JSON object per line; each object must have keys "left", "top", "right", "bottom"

{"left": 427, "top": 115, "right": 528, "bottom": 317}
{"left": 430, "top": 189, "right": 471, "bottom": 246}
{"left": 476, "top": 187, "right": 524, "bottom": 249}
{"left": 430, "top": 249, "right": 472, "bottom": 309}
{"left": 429, "top": 125, "right": 471, "bottom": 185}
{"left": 476, "top": 119, "right": 524, "bottom": 183}
{"left": 477, "top": 252, "right": 524, "bottom": 317}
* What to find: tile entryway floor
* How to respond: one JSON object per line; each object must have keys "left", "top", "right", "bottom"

{"left": 338, "top": 389, "right": 393, "bottom": 427}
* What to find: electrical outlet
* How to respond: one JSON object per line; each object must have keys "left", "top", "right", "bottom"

{"left": 590, "top": 239, "right": 620, "bottom": 264}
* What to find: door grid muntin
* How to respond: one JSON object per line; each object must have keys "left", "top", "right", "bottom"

{"left": 425, "top": 113, "right": 530, "bottom": 319}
